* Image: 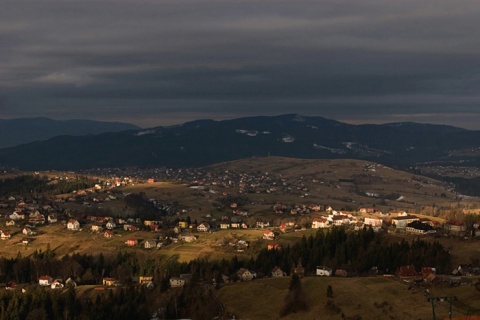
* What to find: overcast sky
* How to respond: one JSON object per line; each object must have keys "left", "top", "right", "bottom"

{"left": 1, "top": 0, "right": 480, "bottom": 129}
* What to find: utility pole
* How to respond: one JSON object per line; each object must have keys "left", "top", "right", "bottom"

{"left": 427, "top": 296, "right": 457, "bottom": 320}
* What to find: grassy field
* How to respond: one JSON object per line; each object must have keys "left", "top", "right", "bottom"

{"left": 217, "top": 276, "right": 480, "bottom": 320}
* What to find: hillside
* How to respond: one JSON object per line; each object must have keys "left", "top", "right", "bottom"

{"left": 204, "top": 157, "right": 465, "bottom": 212}
{"left": 1, "top": 114, "right": 480, "bottom": 170}
{"left": 217, "top": 276, "right": 480, "bottom": 320}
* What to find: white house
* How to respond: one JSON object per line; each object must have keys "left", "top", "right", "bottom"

{"left": 106, "top": 221, "right": 116, "bottom": 230}
{"left": 256, "top": 221, "right": 270, "bottom": 228}
{"left": 197, "top": 222, "right": 210, "bottom": 232}
{"left": 39, "top": 276, "right": 53, "bottom": 286}
{"left": 391, "top": 214, "right": 419, "bottom": 226}
{"left": 271, "top": 266, "right": 286, "bottom": 277}
{"left": 144, "top": 240, "right": 157, "bottom": 249}
{"left": 312, "top": 217, "right": 329, "bottom": 229}
{"left": 364, "top": 217, "right": 383, "bottom": 228}
{"left": 331, "top": 215, "right": 350, "bottom": 226}
{"left": 9, "top": 212, "right": 25, "bottom": 220}
{"left": 67, "top": 219, "right": 80, "bottom": 231}
{"left": 51, "top": 280, "right": 64, "bottom": 289}
{"left": 1, "top": 230, "right": 11, "bottom": 240}
{"left": 22, "top": 227, "right": 33, "bottom": 235}
{"left": 169, "top": 277, "right": 186, "bottom": 287}
{"left": 316, "top": 266, "right": 333, "bottom": 276}
{"left": 48, "top": 214, "right": 58, "bottom": 224}
{"left": 263, "top": 230, "right": 275, "bottom": 240}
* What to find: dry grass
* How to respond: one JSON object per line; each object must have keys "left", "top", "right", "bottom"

{"left": 217, "top": 276, "right": 480, "bottom": 320}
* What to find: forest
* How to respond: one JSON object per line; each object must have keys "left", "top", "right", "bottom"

{"left": 0, "top": 175, "right": 96, "bottom": 197}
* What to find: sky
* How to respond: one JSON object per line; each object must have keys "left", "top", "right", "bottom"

{"left": 1, "top": 0, "right": 480, "bottom": 129}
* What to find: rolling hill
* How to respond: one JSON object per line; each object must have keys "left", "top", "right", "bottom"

{"left": 1, "top": 114, "right": 480, "bottom": 170}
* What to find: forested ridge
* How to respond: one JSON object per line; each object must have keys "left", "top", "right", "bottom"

{"left": 0, "top": 175, "right": 96, "bottom": 197}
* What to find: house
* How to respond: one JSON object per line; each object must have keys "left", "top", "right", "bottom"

{"left": 9, "top": 212, "right": 25, "bottom": 220}
{"left": 364, "top": 217, "right": 383, "bottom": 228}
{"left": 237, "top": 268, "right": 254, "bottom": 281}
{"left": 316, "top": 266, "right": 333, "bottom": 276}
{"left": 67, "top": 219, "right": 80, "bottom": 231}
{"left": 126, "top": 238, "right": 138, "bottom": 246}
{"left": 143, "top": 220, "right": 155, "bottom": 227}
{"left": 406, "top": 221, "right": 436, "bottom": 235}
{"left": 267, "top": 242, "right": 281, "bottom": 250}
{"left": 220, "top": 223, "right": 230, "bottom": 229}
{"left": 445, "top": 221, "right": 467, "bottom": 236}
{"left": 124, "top": 224, "right": 137, "bottom": 231}
{"left": 421, "top": 267, "right": 436, "bottom": 279}
{"left": 5, "top": 219, "right": 15, "bottom": 227}
{"left": 22, "top": 227, "right": 33, "bottom": 236}
{"left": 178, "top": 221, "right": 188, "bottom": 229}
{"left": 182, "top": 234, "right": 196, "bottom": 243}
{"left": 197, "top": 222, "right": 210, "bottom": 232}
{"left": 102, "top": 278, "right": 117, "bottom": 287}
{"left": 1, "top": 230, "right": 11, "bottom": 240}
{"left": 256, "top": 221, "right": 270, "bottom": 228}
{"left": 91, "top": 224, "right": 102, "bottom": 232}
{"left": 22, "top": 238, "right": 30, "bottom": 245}
{"left": 144, "top": 239, "right": 157, "bottom": 249}
{"left": 104, "top": 230, "right": 114, "bottom": 238}
{"left": 150, "top": 224, "right": 160, "bottom": 232}
{"left": 331, "top": 215, "right": 350, "bottom": 226}
{"left": 106, "top": 221, "right": 116, "bottom": 230}
{"left": 398, "top": 265, "right": 417, "bottom": 277}
{"left": 39, "top": 276, "right": 53, "bottom": 286}
{"left": 271, "top": 266, "right": 286, "bottom": 277}
{"left": 312, "top": 217, "right": 329, "bottom": 229}
{"left": 28, "top": 211, "right": 45, "bottom": 225}
{"left": 115, "top": 217, "right": 126, "bottom": 224}
{"left": 263, "top": 230, "right": 275, "bottom": 240}
{"left": 51, "top": 280, "right": 64, "bottom": 289}
{"left": 169, "top": 277, "right": 186, "bottom": 287}
{"left": 47, "top": 214, "right": 58, "bottom": 224}
{"left": 391, "top": 214, "right": 419, "bottom": 227}
{"left": 139, "top": 276, "right": 153, "bottom": 285}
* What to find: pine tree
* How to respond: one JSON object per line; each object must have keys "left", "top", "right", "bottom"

{"left": 326, "top": 285, "right": 334, "bottom": 298}
{"left": 280, "top": 273, "right": 308, "bottom": 317}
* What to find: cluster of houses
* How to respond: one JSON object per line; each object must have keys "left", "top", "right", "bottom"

{"left": 307, "top": 208, "right": 480, "bottom": 238}
{"left": 4, "top": 275, "right": 155, "bottom": 292}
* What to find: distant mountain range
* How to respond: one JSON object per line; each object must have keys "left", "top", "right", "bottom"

{"left": 0, "top": 117, "right": 140, "bottom": 149}
{"left": 1, "top": 114, "right": 479, "bottom": 170}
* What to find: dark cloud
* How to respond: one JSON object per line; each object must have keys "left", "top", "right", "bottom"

{"left": 1, "top": 0, "right": 480, "bottom": 129}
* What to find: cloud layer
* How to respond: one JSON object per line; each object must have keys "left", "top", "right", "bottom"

{"left": 1, "top": 0, "right": 480, "bottom": 128}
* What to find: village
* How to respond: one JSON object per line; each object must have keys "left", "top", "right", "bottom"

{"left": 1, "top": 169, "right": 480, "bottom": 295}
